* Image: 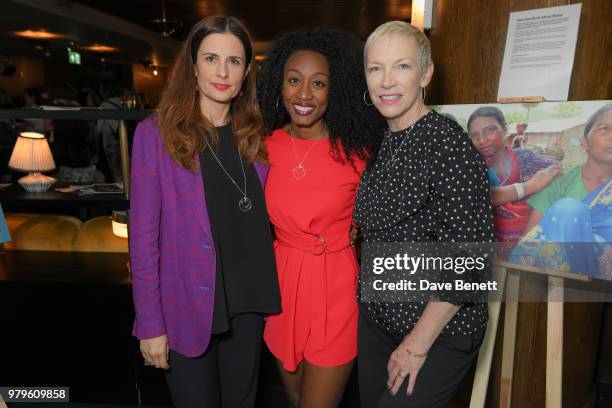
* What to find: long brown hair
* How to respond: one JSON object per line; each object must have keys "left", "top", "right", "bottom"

{"left": 157, "top": 15, "right": 265, "bottom": 171}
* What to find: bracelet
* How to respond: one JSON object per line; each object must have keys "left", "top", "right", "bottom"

{"left": 405, "top": 347, "right": 427, "bottom": 358}
{"left": 512, "top": 182, "right": 525, "bottom": 200}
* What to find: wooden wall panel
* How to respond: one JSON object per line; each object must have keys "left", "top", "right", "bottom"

{"left": 567, "top": 0, "right": 612, "bottom": 99}
{"left": 426, "top": 2, "right": 609, "bottom": 407}
{"left": 427, "top": 0, "right": 611, "bottom": 104}
{"left": 427, "top": 0, "right": 509, "bottom": 104}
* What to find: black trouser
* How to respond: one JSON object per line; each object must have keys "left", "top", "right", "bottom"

{"left": 165, "top": 313, "right": 264, "bottom": 408}
{"left": 358, "top": 311, "right": 484, "bottom": 408}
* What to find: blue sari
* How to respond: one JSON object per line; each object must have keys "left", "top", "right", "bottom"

{"left": 509, "top": 179, "right": 612, "bottom": 279}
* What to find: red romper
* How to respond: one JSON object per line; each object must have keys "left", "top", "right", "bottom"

{"left": 263, "top": 128, "right": 364, "bottom": 371}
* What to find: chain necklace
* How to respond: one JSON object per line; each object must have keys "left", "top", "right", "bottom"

{"left": 288, "top": 124, "right": 326, "bottom": 179}
{"left": 362, "top": 108, "right": 427, "bottom": 195}
{"left": 359, "top": 125, "right": 415, "bottom": 202}
{"left": 384, "top": 125, "right": 416, "bottom": 169}
{"left": 384, "top": 105, "right": 425, "bottom": 169}
{"left": 204, "top": 135, "right": 252, "bottom": 212}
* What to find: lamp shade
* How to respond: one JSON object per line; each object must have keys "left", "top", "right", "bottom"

{"left": 8, "top": 132, "right": 55, "bottom": 172}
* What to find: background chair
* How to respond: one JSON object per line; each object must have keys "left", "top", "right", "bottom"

{"left": 10, "top": 214, "right": 82, "bottom": 251}
{"left": 73, "top": 215, "right": 128, "bottom": 253}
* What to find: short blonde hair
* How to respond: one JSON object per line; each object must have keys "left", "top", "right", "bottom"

{"left": 364, "top": 21, "right": 432, "bottom": 75}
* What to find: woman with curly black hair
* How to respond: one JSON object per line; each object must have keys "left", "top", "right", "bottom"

{"left": 257, "top": 30, "right": 384, "bottom": 407}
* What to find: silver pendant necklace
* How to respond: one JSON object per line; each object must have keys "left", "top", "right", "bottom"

{"left": 363, "top": 113, "right": 422, "bottom": 196}
{"left": 204, "top": 135, "right": 252, "bottom": 212}
{"left": 384, "top": 105, "right": 425, "bottom": 169}
{"left": 384, "top": 125, "right": 416, "bottom": 170}
{"left": 288, "top": 124, "right": 326, "bottom": 180}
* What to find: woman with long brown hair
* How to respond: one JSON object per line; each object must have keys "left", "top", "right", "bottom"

{"left": 130, "top": 16, "right": 280, "bottom": 407}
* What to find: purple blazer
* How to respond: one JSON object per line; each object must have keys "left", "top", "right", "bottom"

{"left": 130, "top": 117, "right": 269, "bottom": 357}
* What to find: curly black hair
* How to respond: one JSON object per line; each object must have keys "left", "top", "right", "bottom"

{"left": 257, "top": 29, "right": 385, "bottom": 166}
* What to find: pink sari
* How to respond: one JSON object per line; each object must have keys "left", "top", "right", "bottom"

{"left": 493, "top": 148, "right": 533, "bottom": 245}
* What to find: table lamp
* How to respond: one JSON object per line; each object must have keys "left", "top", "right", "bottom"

{"left": 112, "top": 210, "right": 128, "bottom": 238}
{"left": 8, "top": 132, "right": 56, "bottom": 192}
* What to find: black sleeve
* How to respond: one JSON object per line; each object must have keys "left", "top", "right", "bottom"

{"left": 428, "top": 124, "right": 495, "bottom": 304}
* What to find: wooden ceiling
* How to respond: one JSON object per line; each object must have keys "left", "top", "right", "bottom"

{"left": 73, "top": 0, "right": 413, "bottom": 42}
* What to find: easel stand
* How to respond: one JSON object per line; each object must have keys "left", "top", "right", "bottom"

{"left": 469, "top": 261, "right": 591, "bottom": 408}
{"left": 469, "top": 265, "right": 506, "bottom": 408}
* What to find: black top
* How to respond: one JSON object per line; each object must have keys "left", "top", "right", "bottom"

{"left": 353, "top": 111, "right": 495, "bottom": 336}
{"left": 200, "top": 123, "right": 281, "bottom": 334}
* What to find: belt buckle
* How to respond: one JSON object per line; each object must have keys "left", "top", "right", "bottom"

{"left": 312, "top": 234, "right": 327, "bottom": 256}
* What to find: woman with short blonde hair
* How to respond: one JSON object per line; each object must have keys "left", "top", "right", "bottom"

{"left": 354, "top": 21, "right": 495, "bottom": 407}
{"left": 364, "top": 20, "right": 432, "bottom": 75}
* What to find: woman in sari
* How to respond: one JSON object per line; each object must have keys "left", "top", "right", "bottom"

{"left": 467, "top": 106, "right": 562, "bottom": 247}
{"left": 510, "top": 104, "right": 612, "bottom": 279}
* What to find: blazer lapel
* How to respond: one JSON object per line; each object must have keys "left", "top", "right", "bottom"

{"left": 253, "top": 161, "right": 269, "bottom": 187}
{"left": 176, "top": 154, "right": 213, "bottom": 242}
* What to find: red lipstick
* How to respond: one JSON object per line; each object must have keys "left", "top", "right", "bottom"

{"left": 212, "top": 83, "right": 230, "bottom": 91}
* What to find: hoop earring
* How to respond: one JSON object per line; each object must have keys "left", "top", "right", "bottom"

{"left": 421, "top": 87, "right": 426, "bottom": 102}
{"left": 276, "top": 94, "right": 284, "bottom": 115}
{"left": 363, "top": 90, "right": 373, "bottom": 106}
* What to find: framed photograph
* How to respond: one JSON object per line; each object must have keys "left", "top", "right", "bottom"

{"left": 434, "top": 101, "right": 611, "bottom": 280}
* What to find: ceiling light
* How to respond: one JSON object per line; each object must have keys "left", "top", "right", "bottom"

{"left": 13, "top": 29, "right": 64, "bottom": 40}
{"left": 79, "top": 44, "right": 119, "bottom": 53}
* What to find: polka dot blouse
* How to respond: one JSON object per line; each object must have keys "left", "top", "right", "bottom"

{"left": 353, "top": 111, "right": 495, "bottom": 336}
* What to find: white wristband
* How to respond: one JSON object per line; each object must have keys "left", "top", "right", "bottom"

{"left": 512, "top": 183, "right": 525, "bottom": 200}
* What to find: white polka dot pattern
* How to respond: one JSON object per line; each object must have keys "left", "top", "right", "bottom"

{"left": 353, "top": 111, "right": 495, "bottom": 336}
